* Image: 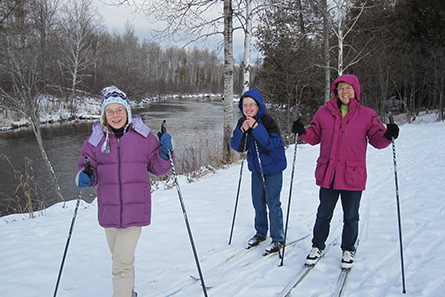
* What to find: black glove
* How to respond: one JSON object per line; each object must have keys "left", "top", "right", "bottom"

{"left": 384, "top": 123, "right": 399, "bottom": 141}
{"left": 292, "top": 119, "right": 306, "bottom": 135}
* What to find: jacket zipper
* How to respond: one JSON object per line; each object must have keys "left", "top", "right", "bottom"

{"left": 118, "top": 138, "right": 123, "bottom": 228}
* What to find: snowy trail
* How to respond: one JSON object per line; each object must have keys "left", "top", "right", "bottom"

{"left": 1, "top": 117, "right": 445, "bottom": 297}
{"left": 343, "top": 122, "right": 445, "bottom": 297}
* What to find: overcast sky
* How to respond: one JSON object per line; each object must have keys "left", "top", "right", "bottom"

{"left": 96, "top": 1, "right": 254, "bottom": 63}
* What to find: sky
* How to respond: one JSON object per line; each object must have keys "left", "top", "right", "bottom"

{"left": 1, "top": 111, "right": 444, "bottom": 296}
{"left": 95, "top": 0, "right": 252, "bottom": 62}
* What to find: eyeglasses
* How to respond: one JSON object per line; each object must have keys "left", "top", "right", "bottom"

{"left": 243, "top": 103, "right": 258, "bottom": 109}
{"left": 106, "top": 108, "right": 126, "bottom": 116}
{"left": 337, "top": 86, "right": 354, "bottom": 92}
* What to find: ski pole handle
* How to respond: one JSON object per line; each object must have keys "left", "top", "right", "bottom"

{"left": 388, "top": 112, "right": 394, "bottom": 125}
{"left": 387, "top": 112, "right": 396, "bottom": 142}
{"left": 83, "top": 157, "right": 94, "bottom": 178}
{"left": 158, "top": 120, "right": 167, "bottom": 139}
{"left": 161, "top": 120, "right": 167, "bottom": 134}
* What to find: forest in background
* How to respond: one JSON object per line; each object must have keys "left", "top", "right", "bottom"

{"left": 1, "top": 0, "right": 444, "bottom": 123}
{"left": 1, "top": 0, "right": 444, "bottom": 215}
{"left": 254, "top": 0, "right": 445, "bottom": 126}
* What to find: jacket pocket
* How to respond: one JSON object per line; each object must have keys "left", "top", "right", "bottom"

{"left": 344, "top": 160, "right": 365, "bottom": 186}
{"left": 315, "top": 157, "right": 329, "bottom": 184}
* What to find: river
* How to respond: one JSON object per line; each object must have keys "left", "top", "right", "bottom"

{"left": 0, "top": 97, "right": 241, "bottom": 216}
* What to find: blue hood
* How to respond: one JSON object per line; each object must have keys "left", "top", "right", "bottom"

{"left": 239, "top": 88, "right": 266, "bottom": 119}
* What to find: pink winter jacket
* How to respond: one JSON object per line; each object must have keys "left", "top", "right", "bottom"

{"left": 77, "top": 116, "right": 171, "bottom": 228}
{"left": 299, "top": 74, "right": 392, "bottom": 191}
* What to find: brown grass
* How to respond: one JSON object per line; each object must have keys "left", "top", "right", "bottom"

{"left": 0, "top": 154, "right": 45, "bottom": 218}
{"left": 150, "top": 140, "right": 242, "bottom": 188}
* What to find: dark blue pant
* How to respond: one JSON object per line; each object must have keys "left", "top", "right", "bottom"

{"left": 312, "top": 186, "right": 362, "bottom": 251}
{"left": 251, "top": 172, "right": 284, "bottom": 242}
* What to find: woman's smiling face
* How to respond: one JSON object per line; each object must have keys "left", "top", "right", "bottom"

{"left": 105, "top": 103, "right": 128, "bottom": 129}
{"left": 336, "top": 82, "right": 355, "bottom": 105}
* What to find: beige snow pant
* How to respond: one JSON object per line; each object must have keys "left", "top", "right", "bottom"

{"left": 105, "top": 226, "right": 142, "bottom": 297}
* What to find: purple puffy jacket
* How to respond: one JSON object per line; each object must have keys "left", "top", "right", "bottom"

{"left": 77, "top": 115, "right": 171, "bottom": 228}
{"left": 299, "top": 74, "right": 392, "bottom": 191}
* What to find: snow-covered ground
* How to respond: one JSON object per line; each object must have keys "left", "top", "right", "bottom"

{"left": 1, "top": 114, "right": 444, "bottom": 297}
{"left": 0, "top": 95, "right": 102, "bottom": 131}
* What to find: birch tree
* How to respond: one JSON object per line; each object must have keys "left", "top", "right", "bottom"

{"left": 329, "top": 0, "right": 366, "bottom": 76}
{"left": 321, "top": 0, "right": 330, "bottom": 102}
{"left": 57, "top": 0, "right": 97, "bottom": 115}
{"left": 0, "top": 0, "right": 64, "bottom": 204}
{"left": 241, "top": 0, "right": 252, "bottom": 93}
{"left": 223, "top": 0, "right": 234, "bottom": 161}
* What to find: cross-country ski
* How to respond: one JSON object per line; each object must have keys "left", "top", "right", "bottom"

{"left": 331, "top": 240, "right": 359, "bottom": 297}
{"left": 190, "top": 234, "right": 310, "bottom": 281}
{"left": 276, "top": 239, "right": 338, "bottom": 297}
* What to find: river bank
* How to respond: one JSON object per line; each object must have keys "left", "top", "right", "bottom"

{"left": 0, "top": 93, "right": 226, "bottom": 132}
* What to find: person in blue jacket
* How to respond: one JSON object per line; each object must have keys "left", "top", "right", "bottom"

{"left": 230, "top": 88, "right": 287, "bottom": 255}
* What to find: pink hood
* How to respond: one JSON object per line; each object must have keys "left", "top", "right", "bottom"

{"left": 331, "top": 74, "right": 361, "bottom": 101}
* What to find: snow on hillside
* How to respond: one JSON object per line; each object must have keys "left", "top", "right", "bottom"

{"left": 1, "top": 116, "right": 444, "bottom": 297}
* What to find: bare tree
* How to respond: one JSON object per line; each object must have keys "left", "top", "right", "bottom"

{"left": 429, "top": 48, "right": 445, "bottom": 121}
{"left": 241, "top": 0, "right": 252, "bottom": 93}
{"left": 321, "top": 0, "right": 330, "bottom": 102}
{"left": 0, "top": 0, "right": 24, "bottom": 25}
{"left": 0, "top": 0, "right": 64, "bottom": 203}
{"left": 329, "top": 0, "right": 366, "bottom": 76}
{"left": 223, "top": 0, "right": 234, "bottom": 162}
{"left": 57, "top": 0, "right": 98, "bottom": 115}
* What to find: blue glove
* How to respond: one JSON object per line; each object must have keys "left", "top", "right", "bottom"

{"left": 76, "top": 170, "right": 95, "bottom": 188}
{"left": 160, "top": 133, "right": 173, "bottom": 160}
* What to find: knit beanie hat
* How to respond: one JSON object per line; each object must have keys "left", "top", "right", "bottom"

{"left": 101, "top": 86, "right": 132, "bottom": 125}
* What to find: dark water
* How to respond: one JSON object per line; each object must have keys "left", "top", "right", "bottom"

{"left": 0, "top": 97, "right": 241, "bottom": 216}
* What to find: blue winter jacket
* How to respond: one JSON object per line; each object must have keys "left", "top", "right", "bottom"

{"left": 230, "top": 89, "right": 287, "bottom": 175}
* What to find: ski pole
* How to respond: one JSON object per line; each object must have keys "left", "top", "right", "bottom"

{"left": 53, "top": 157, "right": 92, "bottom": 297}
{"left": 387, "top": 112, "right": 406, "bottom": 294}
{"left": 253, "top": 140, "right": 282, "bottom": 259}
{"left": 160, "top": 121, "right": 209, "bottom": 297}
{"left": 280, "top": 114, "right": 302, "bottom": 267}
{"left": 228, "top": 135, "right": 248, "bottom": 245}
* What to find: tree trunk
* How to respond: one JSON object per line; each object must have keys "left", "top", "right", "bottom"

{"left": 29, "top": 113, "right": 65, "bottom": 204}
{"left": 223, "top": 0, "right": 234, "bottom": 163}
{"left": 242, "top": 0, "right": 252, "bottom": 94}
{"left": 337, "top": 0, "right": 345, "bottom": 76}
{"left": 322, "top": 0, "right": 330, "bottom": 102}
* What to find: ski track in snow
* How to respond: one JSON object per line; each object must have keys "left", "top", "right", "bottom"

{"left": 341, "top": 123, "right": 445, "bottom": 297}
{"left": 1, "top": 118, "right": 444, "bottom": 297}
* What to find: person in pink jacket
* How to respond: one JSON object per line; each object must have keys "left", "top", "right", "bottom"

{"left": 75, "top": 86, "right": 173, "bottom": 297}
{"left": 292, "top": 74, "right": 399, "bottom": 269}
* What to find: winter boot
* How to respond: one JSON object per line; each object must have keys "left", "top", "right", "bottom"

{"left": 247, "top": 235, "right": 266, "bottom": 249}
{"left": 341, "top": 250, "right": 355, "bottom": 269}
{"left": 262, "top": 241, "right": 284, "bottom": 256}
{"left": 305, "top": 247, "right": 323, "bottom": 266}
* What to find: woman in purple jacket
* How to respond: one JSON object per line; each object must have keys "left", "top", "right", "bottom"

{"left": 75, "top": 86, "right": 173, "bottom": 297}
{"left": 292, "top": 74, "right": 399, "bottom": 269}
